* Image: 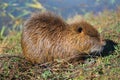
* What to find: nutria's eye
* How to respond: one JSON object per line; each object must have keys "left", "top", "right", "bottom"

{"left": 77, "top": 27, "right": 82, "bottom": 33}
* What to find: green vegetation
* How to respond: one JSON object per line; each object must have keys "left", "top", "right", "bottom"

{"left": 0, "top": 9, "right": 120, "bottom": 80}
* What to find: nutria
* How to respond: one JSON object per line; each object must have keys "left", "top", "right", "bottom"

{"left": 21, "top": 12, "right": 106, "bottom": 64}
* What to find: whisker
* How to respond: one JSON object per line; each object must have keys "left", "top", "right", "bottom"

{"left": 99, "top": 51, "right": 102, "bottom": 57}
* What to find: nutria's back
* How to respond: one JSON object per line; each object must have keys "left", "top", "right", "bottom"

{"left": 21, "top": 12, "right": 105, "bottom": 64}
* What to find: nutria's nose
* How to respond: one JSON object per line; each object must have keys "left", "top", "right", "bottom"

{"left": 101, "top": 40, "right": 106, "bottom": 46}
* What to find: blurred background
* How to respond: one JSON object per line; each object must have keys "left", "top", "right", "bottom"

{"left": 0, "top": 0, "right": 120, "bottom": 32}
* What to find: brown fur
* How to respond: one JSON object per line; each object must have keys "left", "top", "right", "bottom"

{"left": 21, "top": 12, "right": 105, "bottom": 64}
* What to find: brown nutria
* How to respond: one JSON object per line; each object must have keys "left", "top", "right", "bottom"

{"left": 21, "top": 12, "right": 106, "bottom": 64}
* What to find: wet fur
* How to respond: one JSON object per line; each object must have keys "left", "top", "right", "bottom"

{"left": 21, "top": 12, "right": 105, "bottom": 64}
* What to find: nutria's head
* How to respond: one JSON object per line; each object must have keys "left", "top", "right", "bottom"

{"left": 68, "top": 21, "right": 106, "bottom": 55}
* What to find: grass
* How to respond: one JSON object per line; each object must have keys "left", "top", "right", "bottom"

{"left": 0, "top": 9, "right": 120, "bottom": 80}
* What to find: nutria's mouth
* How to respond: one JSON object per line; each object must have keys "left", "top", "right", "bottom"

{"left": 90, "top": 45, "right": 105, "bottom": 56}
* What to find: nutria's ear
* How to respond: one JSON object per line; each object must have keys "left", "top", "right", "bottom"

{"left": 77, "top": 27, "right": 83, "bottom": 33}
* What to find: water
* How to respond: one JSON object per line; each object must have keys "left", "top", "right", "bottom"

{"left": 41, "top": 0, "right": 120, "bottom": 18}
{"left": 0, "top": 0, "right": 120, "bottom": 29}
